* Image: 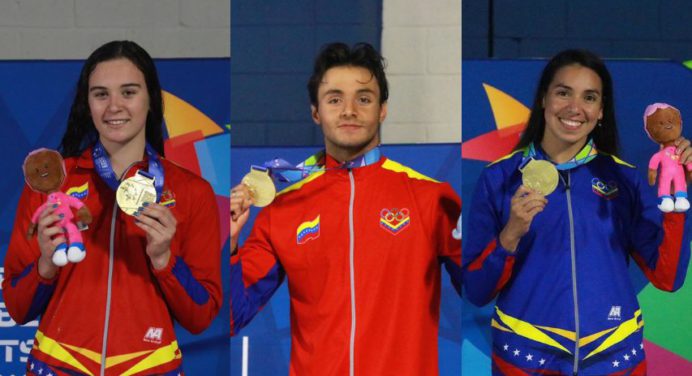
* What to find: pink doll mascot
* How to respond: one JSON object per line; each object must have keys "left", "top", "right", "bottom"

{"left": 24, "top": 149, "right": 92, "bottom": 266}
{"left": 644, "top": 103, "right": 691, "bottom": 212}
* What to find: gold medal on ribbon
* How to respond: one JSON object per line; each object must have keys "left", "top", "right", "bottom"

{"left": 520, "top": 159, "right": 559, "bottom": 196}
{"left": 242, "top": 166, "right": 276, "bottom": 207}
{"left": 116, "top": 170, "right": 157, "bottom": 215}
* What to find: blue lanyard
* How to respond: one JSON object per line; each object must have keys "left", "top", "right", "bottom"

{"left": 92, "top": 141, "right": 165, "bottom": 200}
{"left": 261, "top": 147, "right": 381, "bottom": 183}
{"left": 523, "top": 140, "right": 597, "bottom": 171}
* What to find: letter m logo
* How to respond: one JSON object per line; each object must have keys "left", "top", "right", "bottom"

{"left": 143, "top": 327, "right": 163, "bottom": 343}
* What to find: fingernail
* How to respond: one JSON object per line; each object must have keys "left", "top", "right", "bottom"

{"left": 134, "top": 212, "right": 140, "bottom": 217}
{"left": 58, "top": 214, "right": 64, "bottom": 218}
{"left": 134, "top": 219, "right": 141, "bottom": 223}
{"left": 137, "top": 206, "right": 144, "bottom": 212}
{"left": 52, "top": 204, "right": 59, "bottom": 208}
{"left": 142, "top": 202, "right": 150, "bottom": 207}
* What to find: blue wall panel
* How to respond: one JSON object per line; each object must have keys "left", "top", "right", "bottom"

{"left": 231, "top": 0, "right": 382, "bottom": 146}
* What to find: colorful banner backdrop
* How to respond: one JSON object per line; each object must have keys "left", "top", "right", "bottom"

{"left": 231, "top": 144, "right": 462, "bottom": 375}
{"left": 461, "top": 59, "right": 692, "bottom": 375}
{"left": 0, "top": 58, "right": 230, "bottom": 375}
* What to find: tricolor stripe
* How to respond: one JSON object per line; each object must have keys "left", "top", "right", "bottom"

{"left": 296, "top": 215, "right": 320, "bottom": 244}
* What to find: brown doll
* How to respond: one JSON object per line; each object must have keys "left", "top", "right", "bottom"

{"left": 24, "top": 149, "right": 92, "bottom": 266}
{"left": 644, "top": 103, "right": 691, "bottom": 212}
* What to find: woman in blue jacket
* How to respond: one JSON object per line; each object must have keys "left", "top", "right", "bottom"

{"left": 463, "top": 49, "right": 691, "bottom": 375}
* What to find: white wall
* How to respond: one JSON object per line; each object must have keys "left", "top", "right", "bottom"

{"left": 381, "top": 0, "right": 461, "bottom": 143}
{"left": 0, "top": 0, "right": 229, "bottom": 59}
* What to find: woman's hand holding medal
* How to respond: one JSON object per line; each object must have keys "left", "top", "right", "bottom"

{"left": 499, "top": 185, "right": 548, "bottom": 253}
{"left": 134, "top": 202, "right": 177, "bottom": 270}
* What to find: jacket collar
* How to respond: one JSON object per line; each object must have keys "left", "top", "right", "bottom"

{"left": 525, "top": 139, "right": 598, "bottom": 171}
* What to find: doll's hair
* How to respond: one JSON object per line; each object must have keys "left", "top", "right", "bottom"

{"left": 643, "top": 103, "right": 682, "bottom": 140}
{"left": 23, "top": 148, "right": 66, "bottom": 191}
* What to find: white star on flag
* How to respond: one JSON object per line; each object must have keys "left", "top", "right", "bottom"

{"left": 513, "top": 349, "right": 520, "bottom": 356}
{"left": 624, "top": 354, "right": 630, "bottom": 361}
{"left": 640, "top": 343, "right": 644, "bottom": 349}
{"left": 31, "top": 363, "right": 35, "bottom": 370}
{"left": 503, "top": 344, "right": 509, "bottom": 351}
{"left": 38, "top": 368, "right": 44, "bottom": 375}
{"left": 539, "top": 359, "right": 546, "bottom": 366}
{"left": 612, "top": 360, "right": 620, "bottom": 367}
{"left": 526, "top": 354, "right": 533, "bottom": 361}
{"left": 631, "top": 349, "right": 637, "bottom": 355}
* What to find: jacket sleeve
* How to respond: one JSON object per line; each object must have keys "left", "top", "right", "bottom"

{"left": 434, "top": 183, "right": 462, "bottom": 296}
{"left": 629, "top": 171, "right": 690, "bottom": 292}
{"left": 152, "top": 179, "right": 222, "bottom": 334}
{"left": 462, "top": 169, "right": 517, "bottom": 306}
{"left": 2, "top": 185, "right": 57, "bottom": 324}
{"left": 230, "top": 206, "right": 285, "bottom": 336}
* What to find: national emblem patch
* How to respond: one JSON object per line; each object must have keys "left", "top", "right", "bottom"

{"left": 160, "top": 189, "right": 176, "bottom": 208}
{"left": 591, "top": 177, "right": 619, "bottom": 199}
{"left": 380, "top": 208, "right": 410, "bottom": 235}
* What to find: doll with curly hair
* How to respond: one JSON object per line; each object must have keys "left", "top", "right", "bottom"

{"left": 24, "top": 148, "right": 92, "bottom": 266}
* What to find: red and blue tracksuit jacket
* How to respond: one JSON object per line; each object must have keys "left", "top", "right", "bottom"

{"left": 231, "top": 155, "right": 461, "bottom": 376}
{"left": 2, "top": 148, "right": 222, "bottom": 376}
{"left": 463, "top": 146, "right": 689, "bottom": 376}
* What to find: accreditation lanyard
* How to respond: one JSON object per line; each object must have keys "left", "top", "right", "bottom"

{"left": 92, "top": 141, "right": 165, "bottom": 200}
{"left": 260, "top": 147, "right": 382, "bottom": 183}
{"left": 524, "top": 139, "right": 597, "bottom": 171}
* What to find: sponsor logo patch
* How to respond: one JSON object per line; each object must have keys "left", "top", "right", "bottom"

{"left": 143, "top": 327, "right": 163, "bottom": 344}
{"left": 296, "top": 215, "right": 320, "bottom": 245}
{"left": 380, "top": 208, "right": 410, "bottom": 235}
{"left": 607, "top": 305, "right": 622, "bottom": 321}
{"left": 592, "top": 178, "right": 619, "bottom": 199}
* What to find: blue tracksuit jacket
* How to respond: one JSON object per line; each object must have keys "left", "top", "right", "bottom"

{"left": 463, "top": 144, "right": 689, "bottom": 375}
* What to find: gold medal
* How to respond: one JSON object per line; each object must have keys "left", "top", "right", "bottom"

{"left": 521, "top": 159, "right": 559, "bottom": 196}
{"left": 242, "top": 167, "right": 276, "bottom": 207}
{"left": 116, "top": 171, "right": 157, "bottom": 215}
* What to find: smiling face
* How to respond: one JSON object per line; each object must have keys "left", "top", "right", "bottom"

{"left": 311, "top": 65, "right": 387, "bottom": 162}
{"left": 646, "top": 107, "right": 682, "bottom": 145}
{"left": 540, "top": 64, "right": 603, "bottom": 161}
{"left": 88, "top": 58, "right": 150, "bottom": 151}
{"left": 24, "top": 150, "right": 65, "bottom": 193}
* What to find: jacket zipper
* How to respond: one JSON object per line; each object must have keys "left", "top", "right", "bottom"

{"left": 99, "top": 198, "right": 117, "bottom": 376}
{"left": 564, "top": 171, "right": 580, "bottom": 375}
{"left": 100, "top": 164, "right": 136, "bottom": 376}
{"left": 348, "top": 170, "right": 356, "bottom": 376}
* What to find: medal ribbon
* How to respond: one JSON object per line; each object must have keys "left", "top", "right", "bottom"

{"left": 92, "top": 141, "right": 165, "bottom": 200}
{"left": 260, "top": 147, "right": 381, "bottom": 183}
{"left": 523, "top": 139, "right": 598, "bottom": 171}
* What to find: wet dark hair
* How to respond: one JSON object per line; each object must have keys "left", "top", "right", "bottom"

{"left": 515, "top": 49, "right": 619, "bottom": 155}
{"left": 307, "top": 42, "right": 388, "bottom": 107}
{"left": 59, "top": 40, "right": 164, "bottom": 157}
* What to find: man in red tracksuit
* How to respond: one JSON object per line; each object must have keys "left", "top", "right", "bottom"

{"left": 230, "top": 42, "right": 461, "bottom": 375}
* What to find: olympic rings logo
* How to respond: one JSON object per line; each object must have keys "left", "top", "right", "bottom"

{"left": 591, "top": 178, "right": 617, "bottom": 193}
{"left": 591, "top": 177, "right": 619, "bottom": 199}
{"left": 380, "top": 208, "right": 410, "bottom": 222}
